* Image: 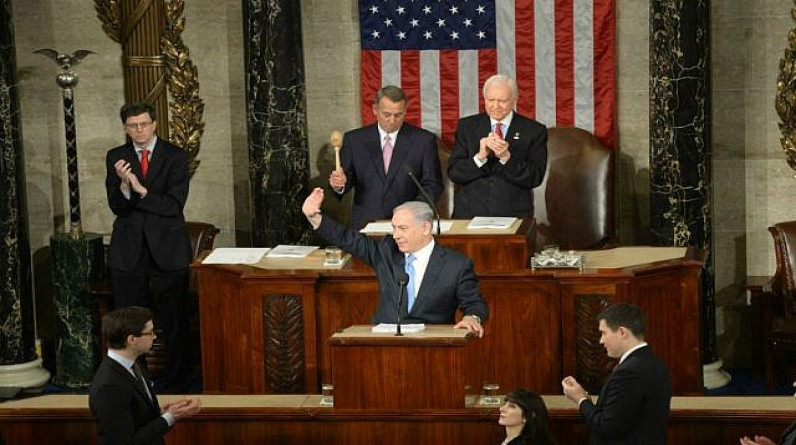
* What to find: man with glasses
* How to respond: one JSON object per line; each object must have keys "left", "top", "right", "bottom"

{"left": 90, "top": 306, "right": 201, "bottom": 444}
{"left": 105, "top": 102, "right": 192, "bottom": 392}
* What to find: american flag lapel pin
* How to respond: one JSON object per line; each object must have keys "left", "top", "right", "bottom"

{"left": 513, "top": 133, "right": 520, "bottom": 140}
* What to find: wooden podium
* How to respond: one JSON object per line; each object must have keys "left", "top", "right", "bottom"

{"left": 328, "top": 325, "right": 478, "bottom": 410}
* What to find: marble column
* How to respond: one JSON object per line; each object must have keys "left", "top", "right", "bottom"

{"left": 0, "top": 0, "right": 50, "bottom": 397}
{"left": 244, "top": 0, "right": 312, "bottom": 247}
{"left": 49, "top": 234, "right": 103, "bottom": 388}
{"left": 649, "top": 0, "right": 727, "bottom": 389}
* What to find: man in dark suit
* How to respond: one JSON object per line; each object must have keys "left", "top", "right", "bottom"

{"left": 329, "top": 85, "right": 443, "bottom": 229}
{"left": 89, "top": 306, "right": 200, "bottom": 445}
{"left": 302, "top": 187, "right": 488, "bottom": 336}
{"left": 561, "top": 303, "right": 672, "bottom": 445}
{"left": 105, "top": 102, "right": 193, "bottom": 392}
{"left": 447, "top": 74, "right": 547, "bottom": 218}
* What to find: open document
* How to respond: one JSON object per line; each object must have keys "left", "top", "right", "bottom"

{"left": 467, "top": 216, "right": 518, "bottom": 229}
{"left": 371, "top": 323, "right": 426, "bottom": 334}
{"left": 266, "top": 245, "right": 318, "bottom": 258}
{"left": 202, "top": 247, "right": 270, "bottom": 264}
{"left": 360, "top": 220, "right": 453, "bottom": 234}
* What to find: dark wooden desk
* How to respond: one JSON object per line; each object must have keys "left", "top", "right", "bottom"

{"left": 194, "top": 247, "right": 705, "bottom": 396}
{"left": 328, "top": 325, "right": 476, "bottom": 410}
{"left": 1, "top": 394, "right": 792, "bottom": 445}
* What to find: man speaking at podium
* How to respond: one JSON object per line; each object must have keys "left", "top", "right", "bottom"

{"left": 302, "top": 187, "right": 488, "bottom": 337}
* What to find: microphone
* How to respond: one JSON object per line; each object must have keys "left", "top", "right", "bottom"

{"left": 395, "top": 271, "right": 409, "bottom": 336}
{"left": 403, "top": 164, "right": 442, "bottom": 236}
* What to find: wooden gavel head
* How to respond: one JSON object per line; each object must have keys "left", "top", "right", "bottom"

{"left": 330, "top": 130, "right": 342, "bottom": 149}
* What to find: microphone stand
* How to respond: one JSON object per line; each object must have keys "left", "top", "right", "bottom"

{"left": 396, "top": 275, "right": 407, "bottom": 336}
{"left": 404, "top": 165, "right": 442, "bottom": 236}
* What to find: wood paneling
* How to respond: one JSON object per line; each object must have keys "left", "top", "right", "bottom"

{"left": 194, "top": 248, "right": 705, "bottom": 395}
{"left": 0, "top": 396, "right": 791, "bottom": 445}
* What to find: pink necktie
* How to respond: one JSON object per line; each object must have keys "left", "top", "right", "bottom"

{"left": 382, "top": 136, "right": 393, "bottom": 173}
{"left": 140, "top": 149, "right": 150, "bottom": 178}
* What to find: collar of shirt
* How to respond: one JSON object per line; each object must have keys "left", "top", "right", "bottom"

{"left": 377, "top": 126, "right": 400, "bottom": 149}
{"left": 134, "top": 135, "right": 158, "bottom": 158}
{"left": 406, "top": 239, "right": 435, "bottom": 290}
{"left": 619, "top": 342, "right": 648, "bottom": 365}
{"left": 108, "top": 349, "right": 137, "bottom": 376}
{"left": 490, "top": 111, "right": 514, "bottom": 134}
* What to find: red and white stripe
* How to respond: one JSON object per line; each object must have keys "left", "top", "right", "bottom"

{"left": 360, "top": 0, "right": 616, "bottom": 148}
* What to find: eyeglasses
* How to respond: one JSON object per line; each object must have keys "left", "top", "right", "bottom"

{"left": 124, "top": 121, "right": 153, "bottom": 131}
{"left": 137, "top": 330, "right": 156, "bottom": 337}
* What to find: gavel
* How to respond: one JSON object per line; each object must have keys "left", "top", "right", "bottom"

{"left": 330, "top": 130, "right": 342, "bottom": 171}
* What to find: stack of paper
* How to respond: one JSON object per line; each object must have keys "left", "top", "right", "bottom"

{"left": 371, "top": 323, "right": 426, "bottom": 334}
{"left": 360, "top": 220, "right": 454, "bottom": 234}
{"left": 202, "top": 248, "right": 270, "bottom": 264}
{"left": 467, "top": 216, "right": 517, "bottom": 229}
{"left": 266, "top": 245, "right": 318, "bottom": 258}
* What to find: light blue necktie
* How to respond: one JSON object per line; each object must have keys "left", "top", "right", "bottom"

{"left": 405, "top": 254, "right": 417, "bottom": 312}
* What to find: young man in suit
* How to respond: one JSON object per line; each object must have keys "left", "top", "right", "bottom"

{"left": 302, "top": 187, "right": 488, "bottom": 336}
{"left": 447, "top": 74, "right": 548, "bottom": 218}
{"left": 105, "top": 102, "right": 193, "bottom": 392}
{"left": 89, "top": 306, "right": 200, "bottom": 445}
{"left": 561, "top": 303, "right": 672, "bottom": 445}
{"left": 328, "top": 85, "right": 443, "bottom": 229}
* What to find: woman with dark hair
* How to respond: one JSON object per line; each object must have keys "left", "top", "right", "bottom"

{"left": 498, "top": 388, "right": 556, "bottom": 445}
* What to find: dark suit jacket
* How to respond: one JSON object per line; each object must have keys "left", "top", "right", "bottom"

{"left": 89, "top": 356, "right": 169, "bottom": 445}
{"left": 317, "top": 216, "right": 488, "bottom": 324}
{"left": 336, "top": 123, "right": 443, "bottom": 229}
{"left": 105, "top": 138, "right": 192, "bottom": 271}
{"left": 780, "top": 421, "right": 796, "bottom": 445}
{"left": 579, "top": 346, "right": 671, "bottom": 445}
{"left": 447, "top": 112, "right": 547, "bottom": 218}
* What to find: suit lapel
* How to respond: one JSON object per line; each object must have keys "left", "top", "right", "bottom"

{"left": 107, "top": 358, "right": 159, "bottom": 412}
{"left": 365, "top": 126, "right": 388, "bottom": 179}
{"left": 144, "top": 138, "right": 166, "bottom": 183}
{"left": 409, "top": 244, "right": 445, "bottom": 315}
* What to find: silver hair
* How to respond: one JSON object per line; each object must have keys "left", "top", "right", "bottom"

{"left": 482, "top": 74, "right": 518, "bottom": 100}
{"left": 393, "top": 201, "right": 433, "bottom": 225}
{"left": 374, "top": 85, "right": 408, "bottom": 106}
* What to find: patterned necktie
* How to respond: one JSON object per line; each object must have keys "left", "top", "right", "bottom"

{"left": 405, "top": 254, "right": 417, "bottom": 312}
{"left": 140, "top": 149, "right": 150, "bottom": 178}
{"left": 132, "top": 363, "right": 152, "bottom": 401}
{"left": 382, "top": 135, "right": 393, "bottom": 173}
{"left": 494, "top": 122, "right": 504, "bottom": 139}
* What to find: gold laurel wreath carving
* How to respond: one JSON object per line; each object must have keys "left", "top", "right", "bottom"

{"left": 776, "top": 4, "right": 796, "bottom": 176}
{"left": 94, "top": 0, "right": 204, "bottom": 178}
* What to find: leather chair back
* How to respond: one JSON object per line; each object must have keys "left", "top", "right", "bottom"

{"left": 532, "top": 127, "right": 614, "bottom": 252}
{"left": 187, "top": 221, "right": 220, "bottom": 292}
{"left": 769, "top": 221, "right": 796, "bottom": 316}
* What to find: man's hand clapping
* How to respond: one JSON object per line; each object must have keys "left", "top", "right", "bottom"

{"left": 477, "top": 132, "right": 510, "bottom": 162}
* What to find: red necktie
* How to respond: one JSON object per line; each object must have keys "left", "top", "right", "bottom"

{"left": 140, "top": 149, "right": 150, "bottom": 178}
{"left": 494, "top": 122, "right": 504, "bottom": 139}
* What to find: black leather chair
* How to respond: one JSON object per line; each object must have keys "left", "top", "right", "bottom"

{"left": 763, "top": 221, "right": 796, "bottom": 391}
{"left": 531, "top": 127, "right": 614, "bottom": 252}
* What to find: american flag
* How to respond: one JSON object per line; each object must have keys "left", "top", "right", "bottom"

{"left": 359, "top": 0, "right": 616, "bottom": 148}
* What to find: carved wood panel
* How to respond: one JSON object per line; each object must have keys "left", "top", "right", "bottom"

{"left": 574, "top": 294, "right": 614, "bottom": 394}
{"left": 263, "top": 293, "right": 305, "bottom": 393}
